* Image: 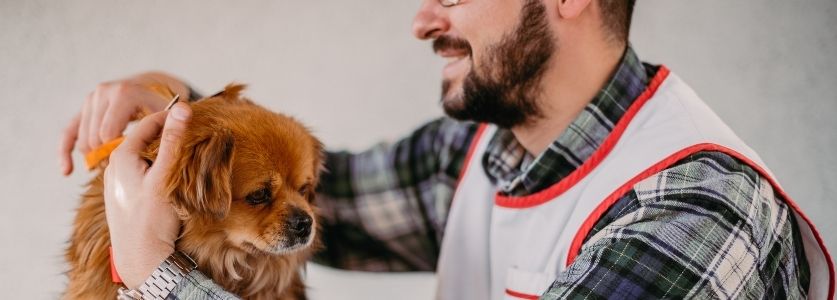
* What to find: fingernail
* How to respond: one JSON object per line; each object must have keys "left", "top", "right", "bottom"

{"left": 170, "top": 105, "right": 190, "bottom": 121}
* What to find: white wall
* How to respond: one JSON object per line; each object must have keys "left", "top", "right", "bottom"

{"left": 0, "top": 1, "right": 834, "bottom": 299}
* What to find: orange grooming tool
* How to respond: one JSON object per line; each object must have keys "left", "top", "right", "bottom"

{"left": 84, "top": 137, "right": 127, "bottom": 170}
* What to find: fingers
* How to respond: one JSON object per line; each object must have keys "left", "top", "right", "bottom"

{"left": 112, "top": 102, "right": 191, "bottom": 178}
{"left": 116, "top": 111, "right": 168, "bottom": 158}
{"left": 77, "top": 94, "right": 93, "bottom": 154}
{"left": 59, "top": 113, "right": 81, "bottom": 176}
{"left": 147, "top": 103, "right": 191, "bottom": 179}
{"left": 99, "top": 92, "right": 136, "bottom": 143}
{"left": 88, "top": 88, "right": 110, "bottom": 150}
{"left": 68, "top": 75, "right": 185, "bottom": 177}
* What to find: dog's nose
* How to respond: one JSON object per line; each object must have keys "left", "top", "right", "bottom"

{"left": 287, "top": 208, "right": 312, "bottom": 237}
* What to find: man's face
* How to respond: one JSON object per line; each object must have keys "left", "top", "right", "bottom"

{"left": 413, "top": 0, "right": 555, "bottom": 128}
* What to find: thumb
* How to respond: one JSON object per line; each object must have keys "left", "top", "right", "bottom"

{"left": 148, "top": 102, "right": 192, "bottom": 179}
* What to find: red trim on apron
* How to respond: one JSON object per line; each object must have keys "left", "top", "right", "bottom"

{"left": 452, "top": 123, "right": 489, "bottom": 197}
{"left": 505, "top": 289, "right": 540, "bottom": 299}
{"left": 495, "top": 66, "right": 671, "bottom": 209}
{"left": 565, "top": 143, "right": 835, "bottom": 298}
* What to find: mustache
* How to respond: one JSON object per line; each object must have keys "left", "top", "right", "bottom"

{"left": 432, "top": 35, "right": 472, "bottom": 54}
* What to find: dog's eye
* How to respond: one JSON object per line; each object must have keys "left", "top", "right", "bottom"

{"left": 298, "top": 183, "right": 312, "bottom": 196}
{"left": 245, "top": 187, "right": 272, "bottom": 205}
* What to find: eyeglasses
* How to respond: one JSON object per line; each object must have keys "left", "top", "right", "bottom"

{"left": 439, "top": 0, "right": 461, "bottom": 7}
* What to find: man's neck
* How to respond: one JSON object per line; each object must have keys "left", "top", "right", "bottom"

{"left": 511, "top": 44, "right": 625, "bottom": 156}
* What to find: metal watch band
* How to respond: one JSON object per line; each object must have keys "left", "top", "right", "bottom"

{"left": 117, "top": 250, "right": 197, "bottom": 300}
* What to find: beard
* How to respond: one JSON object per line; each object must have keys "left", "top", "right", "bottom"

{"left": 438, "top": 0, "right": 554, "bottom": 129}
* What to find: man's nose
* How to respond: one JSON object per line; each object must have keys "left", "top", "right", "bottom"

{"left": 412, "top": 0, "right": 450, "bottom": 40}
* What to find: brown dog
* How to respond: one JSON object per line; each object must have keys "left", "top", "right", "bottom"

{"left": 65, "top": 85, "right": 322, "bottom": 300}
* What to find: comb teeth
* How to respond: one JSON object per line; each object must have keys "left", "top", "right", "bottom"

{"left": 164, "top": 94, "right": 181, "bottom": 111}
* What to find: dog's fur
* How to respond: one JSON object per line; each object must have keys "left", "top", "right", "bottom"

{"left": 65, "top": 85, "right": 322, "bottom": 300}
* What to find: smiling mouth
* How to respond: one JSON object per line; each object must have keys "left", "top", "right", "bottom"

{"left": 444, "top": 54, "right": 468, "bottom": 64}
{"left": 432, "top": 35, "right": 473, "bottom": 79}
{"left": 436, "top": 47, "right": 469, "bottom": 61}
{"left": 438, "top": 51, "right": 471, "bottom": 79}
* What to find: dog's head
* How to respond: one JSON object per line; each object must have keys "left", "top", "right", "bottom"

{"left": 153, "top": 84, "right": 322, "bottom": 255}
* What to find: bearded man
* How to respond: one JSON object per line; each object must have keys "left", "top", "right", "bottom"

{"left": 60, "top": 0, "right": 833, "bottom": 299}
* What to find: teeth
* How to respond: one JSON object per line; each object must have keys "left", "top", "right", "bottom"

{"left": 446, "top": 56, "right": 465, "bottom": 64}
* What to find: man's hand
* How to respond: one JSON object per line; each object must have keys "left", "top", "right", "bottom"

{"left": 103, "top": 103, "right": 191, "bottom": 289}
{"left": 59, "top": 72, "right": 190, "bottom": 176}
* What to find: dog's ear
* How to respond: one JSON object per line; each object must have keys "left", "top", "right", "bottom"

{"left": 308, "top": 137, "right": 325, "bottom": 203}
{"left": 208, "top": 83, "right": 247, "bottom": 100}
{"left": 166, "top": 130, "right": 235, "bottom": 220}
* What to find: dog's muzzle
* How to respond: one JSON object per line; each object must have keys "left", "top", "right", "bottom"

{"left": 285, "top": 208, "right": 313, "bottom": 246}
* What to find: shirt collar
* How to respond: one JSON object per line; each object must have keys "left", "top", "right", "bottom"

{"left": 484, "top": 46, "right": 654, "bottom": 196}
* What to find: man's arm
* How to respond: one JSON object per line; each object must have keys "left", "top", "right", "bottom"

{"left": 72, "top": 70, "right": 476, "bottom": 294}
{"left": 541, "top": 152, "right": 810, "bottom": 299}
{"left": 314, "top": 117, "right": 479, "bottom": 271}
{"left": 165, "top": 117, "right": 478, "bottom": 297}
{"left": 103, "top": 103, "right": 191, "bottom": 289}
{"left": 59, "top": 72, "right": 241, "bottom": 299}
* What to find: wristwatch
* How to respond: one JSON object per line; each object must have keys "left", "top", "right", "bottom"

{"left": 117, "top": 250, "right": 197, "bottom": 300}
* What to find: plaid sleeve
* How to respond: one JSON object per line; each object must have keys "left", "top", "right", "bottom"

{"left": 170, "top": 270, "right": 241, "bottom": 300}
{"left": 313, "top": 117, "right": 479, "bottom": 271}
{"left": 541, "top": 151, "right": 810, "bottom": 299}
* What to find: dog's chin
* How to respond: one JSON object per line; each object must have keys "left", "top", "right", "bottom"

{"left": 239, "top": 234, "right": 315, "bottom": 256}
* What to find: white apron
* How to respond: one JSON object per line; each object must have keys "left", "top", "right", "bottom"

{"left": 435, "top": 67, "right": 834, "bottom": 300}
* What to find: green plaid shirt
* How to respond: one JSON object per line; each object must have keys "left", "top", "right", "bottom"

{"left": 172, "top": 47, "right": 810, "bottom": 299}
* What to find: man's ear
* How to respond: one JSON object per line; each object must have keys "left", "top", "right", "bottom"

{"left": 166, "top": 130, "right": 235, "bottom": 220}
{"left": 555, "top": 0, "right": 592, "bottom": 19}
